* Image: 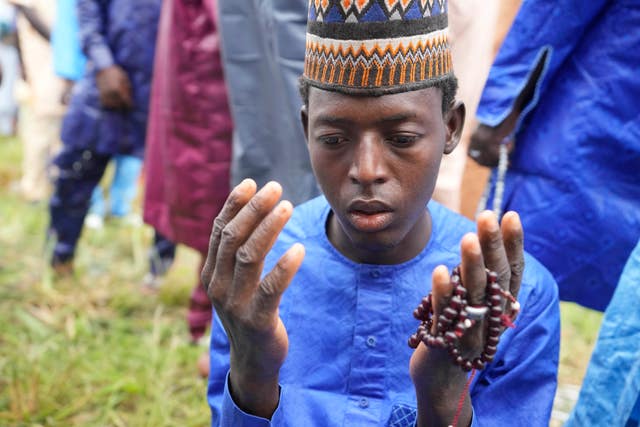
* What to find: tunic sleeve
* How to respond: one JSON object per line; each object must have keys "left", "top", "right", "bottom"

{"left": 52, "top": 0, "right": 86, "bottom": 80}
{"left": 77, "top": 0, "right": 113, "bottom": 70}
{"left": 476, "top": 0, "right": 609, "bottom": 127}
{"left": 469, "top": 256, "right": 561, "bottom": 426}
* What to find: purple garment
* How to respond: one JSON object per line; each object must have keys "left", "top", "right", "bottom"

{"left": 143, "top": 0, "right": 232, "bottom": 255}
{"left": 60, "top": 0, "right": 162, "bottom": 158}
{"left": 142, "top": 0, "right": 233, "bottom": 341}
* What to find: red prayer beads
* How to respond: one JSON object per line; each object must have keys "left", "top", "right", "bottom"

{"left": 408, "top": 266, "right": 520, "bottom": 372}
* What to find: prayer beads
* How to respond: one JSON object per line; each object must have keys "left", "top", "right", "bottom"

{"left": 408, "top": 266, "right": 520, "bottom": 371}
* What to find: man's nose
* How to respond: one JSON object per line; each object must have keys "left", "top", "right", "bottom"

{"left": 348, "top": 137, "right": 388, "bottom": 186}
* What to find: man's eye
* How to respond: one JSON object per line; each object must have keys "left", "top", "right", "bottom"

{"left": 388, "top": 135, "right": 418, "bottom": 146}
{"left": 319, "top": 136, "right": 345, "bottom": 146}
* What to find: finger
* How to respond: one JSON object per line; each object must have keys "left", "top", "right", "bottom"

{"left": 501, "top": 211, "right": 524, "bottom": 299}
{"left": 214, "top": 181, "right": 283, "bottom": 283}
{"left": 460, "top": 232, "right": 486, "bottom": 306}
{"left": 201, "top": 179, "right": 256, "bottom": 290}
{"left": 257, "top": 243, "right": 306, "bottom": 313}
{"left": 430, "top": 265, "right": 452, "bottom": 334}
{"left": 232, "top": 200, "right": 294, "bottom": 299}
{"left": 476, "top": 210, "right": 510, "bottom": 290}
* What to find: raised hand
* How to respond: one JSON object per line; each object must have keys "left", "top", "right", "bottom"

{"left": 409, "top": 210, "right": 524, "bottom": 427}
{"left": 201, "top": 179, "right": 305, "bottom": 418}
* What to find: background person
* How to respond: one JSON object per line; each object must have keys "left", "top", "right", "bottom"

{"left": 469, "top": 0, "right": 640, "bottom": 311}
{"left": 10, "top": 0, "right": 65, "bottom": 203}
{"left": 47, "top": 0, "right": 162, "bottom": 273}
{"left": 143, "top": 0, "right": 232, "bottom": 344}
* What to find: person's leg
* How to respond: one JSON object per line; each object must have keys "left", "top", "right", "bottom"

{"left": 48, "top": 147, "right": 111, "bottom": 267}
{"left": 192, "top": 254, "right": 213, "bottom": 378}
{"left": 19, "top": 106, "right": 62, "bottom": 202}
{"left": 109, "top": 154, "right": 143, "bottom": 218}
{"left": 188, "top": 255, "right": 212, "bottom": 344}
{"left": 142, "top": 230, "right": 177, "bottom": 289}
{"left": 89, "top": 185, "right": 106, "bottom": 216}
{"left": 149, "top": 230, "right": 176, "bottom": 276}
{"left": 85, "top": 185, "right": 106, "bottom": 229}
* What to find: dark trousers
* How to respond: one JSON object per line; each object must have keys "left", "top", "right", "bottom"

{"left": 49, "top": 147, "right": 112, "bottom": 264}
{"left": 149, "top": 231, "right": 176, "bottom": 276}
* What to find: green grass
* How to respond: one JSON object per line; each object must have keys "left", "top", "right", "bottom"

{"left": 558, "top": 302, "right": 602, "bottom": 386}
{"left": 0, "top": 137, "right": 208, "bottom": 426}
{"left": 0, "top": 136, "right": 603, "bottom": 426}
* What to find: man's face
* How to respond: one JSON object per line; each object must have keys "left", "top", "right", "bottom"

{"left": 302, "top": 86, "right": 464, "bottom": 264}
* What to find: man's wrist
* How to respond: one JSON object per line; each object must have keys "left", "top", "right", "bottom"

{"left": 411, "top": 349, "right": 472, "bottom": 427}
{"left": 228, "top": 368, "right": 280, "bottom": 420}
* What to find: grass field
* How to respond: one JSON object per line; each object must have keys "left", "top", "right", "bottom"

{"left": 0, "top": 136, "right": 603, "bottom": 426}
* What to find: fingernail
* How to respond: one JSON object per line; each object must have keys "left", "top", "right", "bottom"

{"left": 283, "top": 243, "right": 304, "bottom": 265}
{"left": 236, "top": 178, "right": 253, "bottom": 193}
{"left": 265, "top": 181, "right": 282, "bottom": 194}
{"left": 276, "top": 200, "right": 292, "bottom": 215}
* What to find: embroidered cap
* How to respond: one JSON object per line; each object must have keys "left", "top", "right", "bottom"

{"left": 302, "top": 0, "right": 453, "bottom": 95}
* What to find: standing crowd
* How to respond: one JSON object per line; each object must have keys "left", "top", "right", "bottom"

{"left": 0, "top": 0, "right": 638, "bottom": 426}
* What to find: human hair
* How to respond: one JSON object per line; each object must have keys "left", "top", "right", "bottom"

{"left": 298, "top": 74, "right": 459, "bottom": 114}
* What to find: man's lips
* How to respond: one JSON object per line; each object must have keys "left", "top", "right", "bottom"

{"left": 347, "top": 199, "right": 393, "bottom": 215}
{"left": 346, "top": 200, "right": 394, "bottom": 232}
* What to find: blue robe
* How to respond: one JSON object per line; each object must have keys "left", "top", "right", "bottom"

{"left": 477, "top": 0, "right": 640, "bottom": 311}
{"left": 60, "top": 0, "right": 161, "bottom": 158}
{"left": 566, "top": 240, "right": 640, "bottom": 426}
{"left": 207, "top": 197, "right": 560, "bottom": 426}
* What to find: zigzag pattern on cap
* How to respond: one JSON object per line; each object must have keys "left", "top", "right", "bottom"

{"left": 304, "top": 31, "right": 451, "bottom": 90}
{"left": 309, "top": 0, "right": 446, "bottom": 22}
{"left": 303, "top": 0, "right": 452, "bottom": 94}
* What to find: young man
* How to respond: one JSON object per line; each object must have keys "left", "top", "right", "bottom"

{"left": 203, "top": 1, "right": 560, "bottom": 425}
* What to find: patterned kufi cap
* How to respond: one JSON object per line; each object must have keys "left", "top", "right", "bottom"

{"left": 302, "top": 0, "right": 452, "bottom": 95}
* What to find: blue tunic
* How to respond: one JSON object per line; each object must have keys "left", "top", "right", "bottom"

{"left": 207, "top": 197, "right": 560, "bottom": 426}
{"left": 566, "top": 240, "right": 640, "bottom": 426}
{"left": 60, "top": 0, "right": 161, "bottom": 158}
{"left": 476, "top": 0, "right": 640, "bottom": 311}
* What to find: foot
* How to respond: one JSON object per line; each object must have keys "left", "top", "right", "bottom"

{"left": 52, "top": 259, "right": 74, "bottom": 277}
{"left": 140, "top": 272, "right": 163, "bottom": 294}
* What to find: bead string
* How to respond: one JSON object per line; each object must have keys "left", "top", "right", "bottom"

{"left": 408, "top": 266, "right": 520, "bottom": 371}
{"left": 475, "top": 135, "right": 512, "bottom": 220}
{"left": 450, "top": 368, "right": 476, "bottom": 427}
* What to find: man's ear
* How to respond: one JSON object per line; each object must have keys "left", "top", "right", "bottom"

{"left": 443, "top": 100, "right": 465, "bottom": 155}
{"left": 300, "top": 105, "right": 310, "bottom": 144}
